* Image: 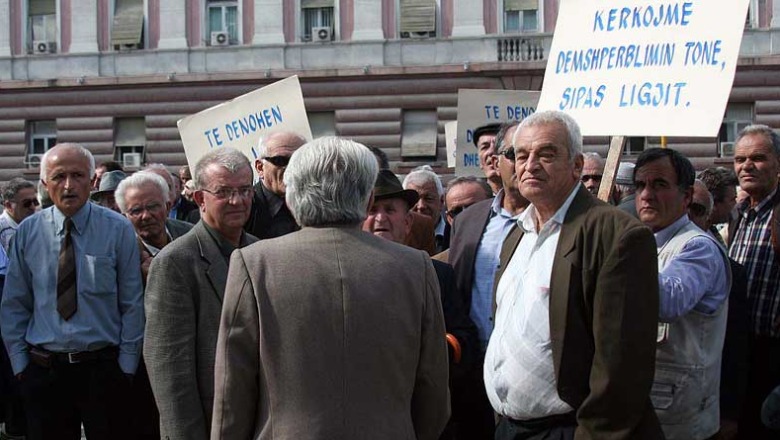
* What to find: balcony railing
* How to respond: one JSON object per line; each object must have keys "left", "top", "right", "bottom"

{"left": 497, "top": 37, "right": 546, "bottom": 62}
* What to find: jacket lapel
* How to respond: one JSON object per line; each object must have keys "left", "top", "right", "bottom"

{"left": 194, "top": 222, "right": 229, "bottom": 303}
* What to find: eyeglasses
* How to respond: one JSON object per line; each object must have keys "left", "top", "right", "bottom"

{"left": 580, "top": 174, "right": 603, "bottom": 183}
{"left": 447, "top": 204, "right": 472, "bottom": 219}
{"left": 18, "top": 198, "right": 40, "bottom": 209}
{"left": 498, "top": 148, "right": 515, "bottom": 162}
{"left": 263, "top": 156, "right": 291, "bottom": 167}
{"left": 126, "top": 202, "right": 164, "bottom": 218}
{"left": 689, "top": 202, "right": 708, "bottom": 218}
{"left": 201, "top": 186, "right": 254, "bottom": 200}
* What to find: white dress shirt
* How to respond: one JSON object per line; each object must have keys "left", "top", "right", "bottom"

{"left": 483, "top": 184, "right": 580, "bottom": 420}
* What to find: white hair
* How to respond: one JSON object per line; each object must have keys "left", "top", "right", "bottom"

{"left": 193, "top": 148, "right": 251, "bottom": 190}
{"left": 403, "top": 165, "right": 444, "bottom": 196}
{"left": 513, "top": 110, "right": 583, "bottom": 163}
{"left": 115, "top": 171, "right": 170, "bottom": 214}
{"left": 40, "top": 143, "right": 96, "bottom": 182}
{"left": 284, "top": 137, "right": 378, "bottom": 227}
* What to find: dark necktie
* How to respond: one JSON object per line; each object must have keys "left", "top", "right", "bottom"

{"left": 57, "top": 218, "right": 77, "bottom": 320}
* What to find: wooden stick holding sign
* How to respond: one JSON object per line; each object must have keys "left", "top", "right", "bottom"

{"left": 597, "top": 135, "right": 626, "bottom": 203}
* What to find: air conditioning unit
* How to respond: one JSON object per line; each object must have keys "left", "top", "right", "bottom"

{"left": 210, "top": 31, "right": 229, "bottom": 46}
{"left": 122, "top": 152, "right": 142, "bottom": 168}
{"left": 33, "top": 40, "right": 56, "bottom": 54}
{"left": 401, "top": 31, "right": 434, "bottom": 39}
{"left": 26, "top": 154, "right": 44, "bottom": 167}
{"left": 719, "top": 142, "right": 735, "bottom": 157}
{"left": 312, "top": 26, "right": 332, "bottom": 42}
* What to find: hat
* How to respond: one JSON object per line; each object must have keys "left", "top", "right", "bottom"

{"left": 373, "top": 170, "right": 419, "bottom": 208}
{"left": 472, "top": 123, "right": 502, "bottom": 147}
{"left": 91, "top": 170, "right": 127, "bottom": 199}
{"left": 615, "top": 162, "right": 635, "bottom": 186}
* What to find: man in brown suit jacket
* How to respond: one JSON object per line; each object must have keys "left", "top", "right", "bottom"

{"left": 211, "top": 137, "right": 450, "bottom": 440}
{"left": 484, "top": 111, "right": 662, "bottom": 439}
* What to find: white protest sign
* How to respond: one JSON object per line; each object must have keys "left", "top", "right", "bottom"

{"left": 456, "top": 89, "right": 540, "bottom": 176}
{"left": 537, "top": 0, "right": 750, "bottom": 137}
{"left": 445, "top": 121, "right": 457, "bottom": 168}
{"left": 177, "top": 76, "right": 312, "bottom": 171}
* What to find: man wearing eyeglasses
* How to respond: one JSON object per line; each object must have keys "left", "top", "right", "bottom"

{"left": 634, "top": 148, "right": 731, "bottom": 440}
{"left": 580, "top": 152, "right": 604, "bottom": 196}
{"left": 245, "top": 131, "right": 306, "bottom": 239}
{"left": 0, "top": 178, "right": 38, "bottom": 440}
{"left": 144, "top": 147, "right": 257, "bottom": 440}
{"left": 444, "top": 177, "right": 491, "bottom": 227}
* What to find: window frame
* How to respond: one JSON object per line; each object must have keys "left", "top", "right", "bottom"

{"left": 499, "top": 0, "right": 543, "bottom": 34}
{"left": 26, "top": 120, "right": 57, "bottom": 167}
{"left": 203, "top": 0, "right": 242, "bottom": 46}
{"left": 719, "top": 104, "right": 754, "bottom": 157}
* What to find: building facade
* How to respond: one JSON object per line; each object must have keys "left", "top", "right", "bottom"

{"left": 0, "top": 0, "right": 778, "bottom": 181}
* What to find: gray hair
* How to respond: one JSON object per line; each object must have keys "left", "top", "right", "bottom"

{"left": 255, "top": 131, "right": 307, "bottom": 159}
{"left": 495, "top": 121, "right": 521, "bottom": 155}
{"left": 582, "top": 152, "right": 604, "bottom": 167}
{"left": 1, "top": 178, "right": 36, "bottom": 204}
{"left": 403, "top": 165, "right": 444, "bottom": 196}
{"left": 513, "top": 110, "right": 583, "bottom": 163}
{"left": 193, "top": 148, "right": 252, "bottom": 190}
{"left": 284, "top": 137, "right": 378, "bottom": 227}
{"left": 692, "top": 179, "right": 714, "bottom": 215}
{"left": 446, "top": 176, "right": 492, "bottom": 199}
{"left": 115, "top": 171, "right": 170, "bottom": 214}
{"left": 735, "top": 124, "right": 780, "bottom": 157}
{"left": 40, "top": 143, "right": 96, "bottom": 181}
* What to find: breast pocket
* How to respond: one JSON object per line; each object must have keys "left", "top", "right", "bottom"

{"left": 79, "top": 255, "right": 117, "bottom": 295}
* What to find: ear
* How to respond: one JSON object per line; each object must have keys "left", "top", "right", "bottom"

{"left": 404, "top": 210, "right": 413, "bottom": 237}
{"left": 255, "top": 159, "right": 265, "bottom": 179}
{"left": 572, "top": 153, "right": 584, "bottom": 177}
{"left": 193, "top": 190, "right": 205, "bottom": 210}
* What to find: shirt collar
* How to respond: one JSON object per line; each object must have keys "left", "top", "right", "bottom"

{"left": 490, "top": 189, "right": 504, "bottom": 215}
{"left": 517, "top": 183, "right": 581, "bottom": 234}
{"left": 653, "top": 214, "right": 690, "bottom": 247}
{"left": 53, "top": 202, "right": 91, "bottom": 236}
{"left": 0, "top": 211, "right": 18, "bottom": 228}
{"left": 739, "top": 187, "right": 778, "bottom": 218}
{"left": 435, "top": 213, "right": 446, "bottom": 237}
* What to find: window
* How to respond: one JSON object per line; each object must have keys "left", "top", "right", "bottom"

{"left": 399, "top": 0, "right": 436, "bottom": 38}
{"left": 114, "top": 118, "right": 146, "bottom": 168}
{"left": 307, "top": 112, "right": 336, "bottom": 137}
{"left": 625, "top": 136, "right": 646, "bottom": 155}
{"left": 302, "top": 0, "right": 334, "bottom": 41}
{"left": 28, "top": 0, "right": 57, "bottom": 53}
{"left": 504, "top": 0, "right": 538, "bottom": 33}
{"left": 207, "top": 1, "right": 238, "bottom": 45}
{"left": 27, "top": 120, "right": 56, "bottom": 167}
{"left": 111, "top": 0, "right": 145, "bottom": 50}
{"left": 719, "top": 104, "right": 753, "bottom": 157}
{"left": 401, "top": 110, "right": 437, "bottom": 157}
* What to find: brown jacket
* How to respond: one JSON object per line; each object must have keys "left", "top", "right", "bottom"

{"left": 494, "top": 186, "right": 663, "bottom": 440}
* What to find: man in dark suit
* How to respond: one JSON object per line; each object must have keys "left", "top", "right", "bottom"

{"left": 485, "top": 111, "right": 662, "bottom": 439}
{"left": 211, "top": 138, "right": 449, "bottom": 439}
{"left": 144, "top": 148, "right": 257, "bottom": 440}
{"left": 447, "top": 121, "right": 528, "bottom": 438}
{"left": 244, "top": 131, "right": 306, "bottom": 239}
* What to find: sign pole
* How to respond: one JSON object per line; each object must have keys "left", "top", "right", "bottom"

{"left": 597, "top": 135, "right": 626, "bottom": 203}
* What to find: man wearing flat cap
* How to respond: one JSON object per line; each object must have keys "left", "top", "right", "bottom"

{"left": 473, "top": 123, "right": 502, "bottom": 195}
{"left": 615, "top": 162, "right": 638, "bottom": 216}
{"left": 363, "top": 169, "right": 478, "bottom": 439}
{"left": 91, "top": 170, "right": 126, "bottom": 213}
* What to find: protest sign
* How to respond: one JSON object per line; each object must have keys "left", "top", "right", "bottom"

{"left": 456, "top": 89, "right": 540, "bottom": 176}
{"left": 445, "top": 121, "right": 457, "bottom": 168}
{"left": 177, "top": 76, "right": 312, "bottom": 171}
{"left": 537, "top": 0, "right": 750, "bottom": 137}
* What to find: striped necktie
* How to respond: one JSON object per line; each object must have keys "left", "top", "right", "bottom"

{"left": 57, "top": 217, "right": 77, "bottom": 320}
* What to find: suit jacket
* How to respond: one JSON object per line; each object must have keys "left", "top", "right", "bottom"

{"left": 211, "top": 227, "right": 450, "bottom": 440}
{"left": 495, "top": 186, "right": 662, "bottom": 439}
{"left": 173, "top": 197, "right": 198, "bottom": 222}
{"left": 448, "top": 198, "right": 494, "bottom": 315}
{"left": 406, "top": 211, "right": 437, "bottom": 256}
{"left": 144, "top": 221, "right": 257, "bottom": 440}
{"left": 166, "top": 218, "right": 193, "bottom": 240}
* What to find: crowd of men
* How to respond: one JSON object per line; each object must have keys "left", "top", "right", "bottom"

{"left": 0, "top": 111, "right": 778, "bottom": 440}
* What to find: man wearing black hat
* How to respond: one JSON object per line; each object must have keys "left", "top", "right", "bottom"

{"left": 473, "top": 123, "right": 503, "bottom": 195}
{"left": 91, "top": 169, "right": 127, "bottom": 213}
{"left": 363, "top": 169, "right": 478, "bottom": 439}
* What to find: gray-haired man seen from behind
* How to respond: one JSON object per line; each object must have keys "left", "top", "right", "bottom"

{"left": 211, "top": 137, "right": 450, "bottom": 440}
{"left": 144, "top": 147, "right": 257, "bottom": 440}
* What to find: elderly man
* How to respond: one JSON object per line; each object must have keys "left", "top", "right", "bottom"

{"left": 689, "top": 179, "right": 714, "bottom": 231}
{"left": 144, "top": 164, "right": 197, "bottom": 222}
{"left": 447, "top": 121, "right": 529, "bottom": 438}
{"left": 404, "top": 166, "right": 449, "bottom": 252}
{"left": 211, "top": 137, "right": 450, "bottom": 440}
{"left": 633, "top": 148, "right": 730, "bottom": 440}
{"left": 444, "top": 177, "right": 491, "bottom": 226}
{"left": 0, "top": 177, "right": 38, "bottom": 439}
{"left": 1, "top": 143, "right": 144, "bottom": 440}
{"left": 144, "top": 148, "right": 257, "bottom": 440}
{"left": 474, "top": 123, "right": 502, "bottom": 194}
{"left": 245, "top": 131, "right": 306, "bottom": 239}
{"left": 580, "top": 152, "right": 605, "bottom": 196}
{"left": 91, "top": 160, "right": 123, "bottom": 191}
{"left": 90, "top": 169, "right": 126, "bottom": 213}
{"left": 699, "top": 167, "right": 738, "bottom": 246}
{"left": 615, "top": 162, "right": 638, "bottom": 214}
{"left": 485, "top": 111, "right": 661, "bottom": 438}
{"left": 727, "top": 125, "right": 780, "bottom": 439}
